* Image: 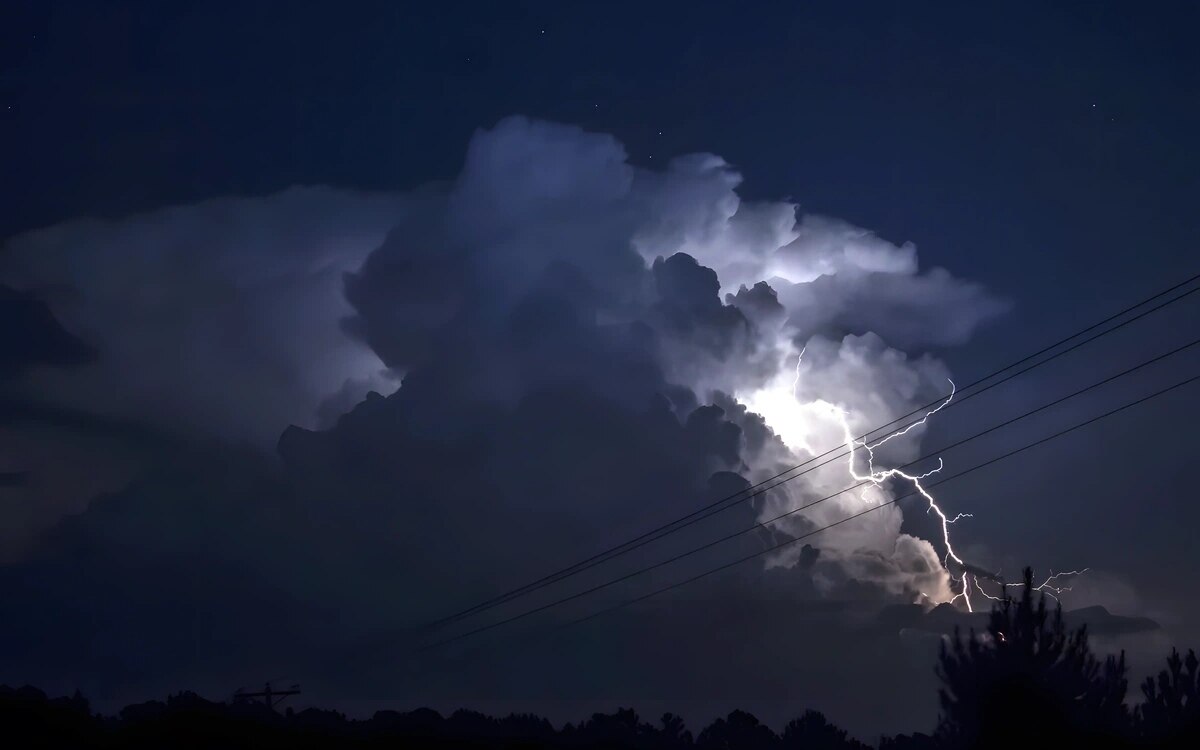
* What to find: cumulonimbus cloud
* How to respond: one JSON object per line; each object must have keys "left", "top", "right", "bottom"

{"left": 338, "top": 116, "right": 1007, "bottom": 602}
{"left": 1, "top": 116, "right": 1007, "bottom": 604}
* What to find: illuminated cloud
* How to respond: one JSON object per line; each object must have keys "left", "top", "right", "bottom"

{"left": 340, "top": 116, "right": 1006, "bottom": 602}
{"left": 1, "top": 186, "right": 409, "bottom": 444}
{"left": 0, "top": 116, "right": 1006, "bottom": 615}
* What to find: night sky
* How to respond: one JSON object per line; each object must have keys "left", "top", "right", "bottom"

{"left": 1, "top": 1, "right": 1198, "bottom": 740}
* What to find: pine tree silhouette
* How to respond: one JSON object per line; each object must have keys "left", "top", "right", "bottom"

{"left": 1137, "top": 647, "right": 1199, "bottom": 745}
{"left": 935, "top": 567, "right": 1129, "bottom": 749}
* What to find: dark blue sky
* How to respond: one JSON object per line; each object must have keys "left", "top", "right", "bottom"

{"left": 5, "top": 0, "right": 1196, "bottom": 448}
{"left": 1, "top": 1, "right": 1198, "bottom": 736}
{"left": 4, "top": 2, "right": 1196, "bottom": 293}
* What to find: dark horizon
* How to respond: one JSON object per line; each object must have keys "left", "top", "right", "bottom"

{"left": 6, "top": 578, "right": 1198, "bottom": 747}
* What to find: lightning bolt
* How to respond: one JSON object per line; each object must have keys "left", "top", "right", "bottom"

{"left": 775, "top": 343, "right": 1084, "bottom": 611}
{"left": 1033, "top": 568, "right": 1090, "bottom": 594}
{"left": 992, "top": 568, "right": 1091, "bottom": 601}
{"left": 791, "top": 345, "right": 807, "bottom": 399}
{"left": 827, "top": 386, "right": 977, "bottom": 611}
{"left": 788, "top": 344, "right": 976, "bottom": 610}
{"left": 774, "top": 346, "right": 817, "bottom": 455}
{"left": 973, "top": 576, "right": 1004, "bottom": 602}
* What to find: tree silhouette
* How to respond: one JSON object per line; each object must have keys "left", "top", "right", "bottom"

{"left": 568, "top": 707, "right": 658, "bottom": 748}
{"left": 0, "top": 685, "right": 97, "bottom": 747}
{"left": 935, "top": 567, "right": 1129, "bottom": 748}
{"left": 695, "top": 710, "right": 777, "bottom": 750}
{"left": 658, "top": 712, "right": 694, "bottom": 749}
{"left": 1136, "top": 647, "right": 1199, "bottom": 745}
{"left": 781, "top": 709, "right": 868, "bottom": 749}
{"left": 7, "top": 597, "right": 1200, "bottom": 750}
{"left": 877, "top": 732, "right": 936, "bottom": 750}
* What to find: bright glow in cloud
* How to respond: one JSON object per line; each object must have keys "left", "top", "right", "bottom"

{"left": 733, "top": 335, "right": 962, "bottom": 604}
{"left": 2, "top": 117, "right": 1009, "bottom": 603}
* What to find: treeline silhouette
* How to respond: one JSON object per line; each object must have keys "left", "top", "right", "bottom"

{"left": 4, "top": 570, "right": 1197, "bottom": 749}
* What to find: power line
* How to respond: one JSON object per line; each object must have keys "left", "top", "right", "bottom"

{"left": 425, "top": 276, "right": 1200, "bottom": 632}
{"left": 422, "top": 272, "right": 1200, "bottom": 631}
{"left": 552, "top": 372, "right": 1199, "bottom": 638}
{"left": 419, "top": 353, "right": 1200, "bottom": 651}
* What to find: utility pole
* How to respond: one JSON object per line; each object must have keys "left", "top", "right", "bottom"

{"left": 233, "top": 682, "right": 301, "bottom": 710}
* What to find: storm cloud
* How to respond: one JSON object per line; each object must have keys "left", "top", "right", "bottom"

{"left": 1, "top": 186, "right": 412, "bottom": 445}
{"left": 0, "top": 116, "right": 1015, "bottom": 734}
